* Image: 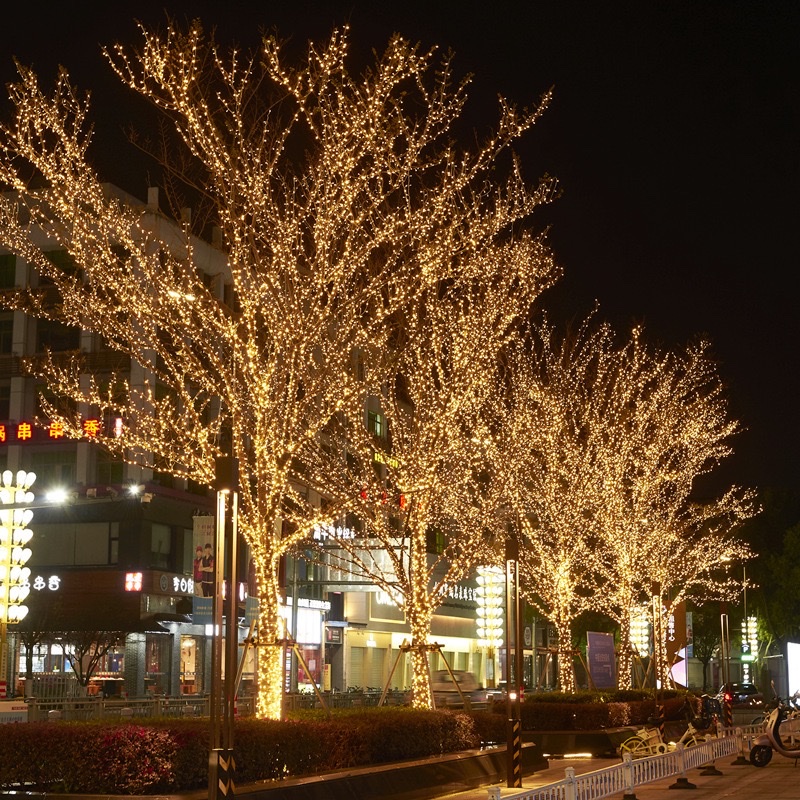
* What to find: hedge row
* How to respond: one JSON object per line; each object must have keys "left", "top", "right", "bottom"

{"left": 0, "top": 708, "right": 480, "bottom": 795}
{"left": 0, "top": 693, "right": 698, "bottom": 794}
{"left": 517, "top": 693, "right": 694, "bottom": 730}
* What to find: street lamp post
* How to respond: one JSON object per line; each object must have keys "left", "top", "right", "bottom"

{"left": 209, "top": 457, "right": 239, "bottom": 800}
{"left": 504, "top": 538, "right": 523, "bottom": 789}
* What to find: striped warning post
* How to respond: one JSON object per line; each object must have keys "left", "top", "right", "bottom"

{"left": 507, "top": 718, "right": 522, "bottom": 787}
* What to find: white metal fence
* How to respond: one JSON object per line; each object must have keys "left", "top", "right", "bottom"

{"left": 497, "top": 732, "right": 742, "bottom": 800}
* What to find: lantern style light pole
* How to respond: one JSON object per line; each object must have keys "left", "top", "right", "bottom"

{"left": 0, "top": 470, "right": 36, "bottom": 699}
{"left": 476, "top": 565, "right": 504, "bottom": 687}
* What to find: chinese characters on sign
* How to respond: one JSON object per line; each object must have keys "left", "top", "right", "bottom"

{"left": 0, "top": 417, "right": 125, "bottom": 445}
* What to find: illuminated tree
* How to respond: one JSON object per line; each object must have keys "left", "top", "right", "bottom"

{"left": 308, "top": 234, "right": 559, "bottom": 708}
{"left": 485, "top": 323, "right": 611, "bottom": 692}
{"left": 587, "top": 329, "right": 755, "bottom": 688}
{"left": 488, "top": 321, "right": 754, "bottom": 691}
{"left": 0, "top": 22, "right": 557, "bottom": 717}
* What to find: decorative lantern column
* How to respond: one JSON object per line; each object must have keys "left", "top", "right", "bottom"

{"left": 475, "top": 565, "right": 504, "bottom": 687}
{"left": 0, "top": 470, "right": 36, "bottom": 698}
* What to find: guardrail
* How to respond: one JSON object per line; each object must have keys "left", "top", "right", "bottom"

{"left": 24, "top": 694, "right": 257, "bottom": 721}
{"left": 497, "top": 733, "right": 741, "bottom": 800}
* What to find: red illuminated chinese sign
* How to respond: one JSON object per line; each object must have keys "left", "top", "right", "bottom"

{"left": 0, "top": 417, "right": 124, "bottom": 445}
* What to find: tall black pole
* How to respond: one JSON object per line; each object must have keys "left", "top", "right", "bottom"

{"left": 209, "top": 457, "right": 239, "bottom": 800}
{"left": 505, "top": 537, "right": 522, "bottom": 788}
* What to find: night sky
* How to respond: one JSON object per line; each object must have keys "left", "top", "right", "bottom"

{"left": 4, "top": 1, "right": 798, "bottom": 493}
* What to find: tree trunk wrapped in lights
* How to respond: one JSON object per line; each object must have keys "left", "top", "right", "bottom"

{"left": 0, "top": 21, "right": 557, "bottom": 717}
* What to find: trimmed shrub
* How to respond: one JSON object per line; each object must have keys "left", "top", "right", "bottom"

{"left": 0, "top": 694, "right": 702, "bottom": 793}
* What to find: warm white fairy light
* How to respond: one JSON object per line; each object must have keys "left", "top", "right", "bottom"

{"left": 488, "top": 320, "right": 755, "bottom": 692}
{"left": 310, "top": 237, "right": 558, "bottom": 707}
{"left": 0, "top": 22, "right": 558, "bottom": 716}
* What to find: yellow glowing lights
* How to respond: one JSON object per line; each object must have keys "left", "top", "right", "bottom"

{"left": 629, "top": 607, "right": 651, "bottom": 655}
{"left": 0, "top": 20, "right": 562, "bottom": 715}
{"left": 0, "top": 472, "right": 36, "bottom": 625}
{"left": 476, "top": 566, "right": 504, "bottom": 648}
{"left": 487, "top": 321, "right": 754, "bottom": 691}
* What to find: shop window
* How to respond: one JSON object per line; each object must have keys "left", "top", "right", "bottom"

{"left": 349, "top": 646, "right": 364, "bottom": 689}
{"left": 180, "top": 635, "right": 198, "bottom": 694}
{"left": 145, "top": 633, "right": 171, "bottom": 695}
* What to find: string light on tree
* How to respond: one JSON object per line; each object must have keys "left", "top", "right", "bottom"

{"left": 0, "top": 21, "right": 557, "bottom": 716}
{"left": 487, "top": 319, "right": 755, "bottom": 691}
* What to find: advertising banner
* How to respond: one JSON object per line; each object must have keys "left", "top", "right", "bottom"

{"left": 586, "top": 631, "right": 616, "bottom": 689}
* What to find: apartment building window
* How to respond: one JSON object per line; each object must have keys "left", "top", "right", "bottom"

{"left": 35, "top": 319, "right": 80, "bottom": 352}
{"left": 96, "top": 449, "right": 124, "bottom": 485}
{"left": 367, "top": 411, "right": 386, "bottom": 439}
{"left": 30, "top": 449, "right": 77, "bottom": 488}
{"left": 30, "top": 522, "right": 115, "bottom": 566}
{"left": 150, "top": 523, "right": 173, "bottom": 569}
{"left": 0, "top": 254, "right": 15, "bottom": 288}
{"left": 0, "top": 384, "right": 9, "bottom": 419}
{"left": 0, "top": 314, "right": 13, "bottom": 354}
{"left": 43, "top": 249, "right": 80, "bottom": 277}
{"left": 35, "top": 384, "right": 77, "bottom": 418}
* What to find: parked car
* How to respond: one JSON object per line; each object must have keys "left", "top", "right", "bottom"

{"left": 715, "top": 682, "right": 764, "bottom": 707}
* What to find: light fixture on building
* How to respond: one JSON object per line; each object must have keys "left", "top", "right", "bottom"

{"left": 124, "top": 572, "right": 143, "bottom": 592}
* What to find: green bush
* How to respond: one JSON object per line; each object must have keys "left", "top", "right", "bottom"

{"left": 0, "top": 708, "right": 481, "bottom": 794}
{"left": 513, "top": 690, "right": 697, "bottom": 730}
{"left": 0, "top": 694, "right": 703, "bottom": 793}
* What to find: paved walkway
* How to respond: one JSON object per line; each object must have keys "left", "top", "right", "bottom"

{"left": 437, "top": 751, "right": 798, "bottom": 800}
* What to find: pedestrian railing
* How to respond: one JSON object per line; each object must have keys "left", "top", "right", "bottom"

{"left": 496, "top": 733, "right": 740, "bottom": 800}
{"left": 25, "top": 695, "right": 224, "bottom": 721}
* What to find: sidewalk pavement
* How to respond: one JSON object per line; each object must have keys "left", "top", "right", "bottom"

{"left": 436, "top": 751, "right": 797, "bottom": 800}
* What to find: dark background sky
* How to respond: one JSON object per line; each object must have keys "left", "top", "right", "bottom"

{"left": 4, "top": 1, "right": 798, "bottom": 494}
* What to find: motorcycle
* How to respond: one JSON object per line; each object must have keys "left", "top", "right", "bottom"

{"left": 749, "top": 700, "right": 800, "bottom": 766}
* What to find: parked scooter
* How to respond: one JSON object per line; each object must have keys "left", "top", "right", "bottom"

{"left": 749, "top": 700, "right": 800, "bottom": 766}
